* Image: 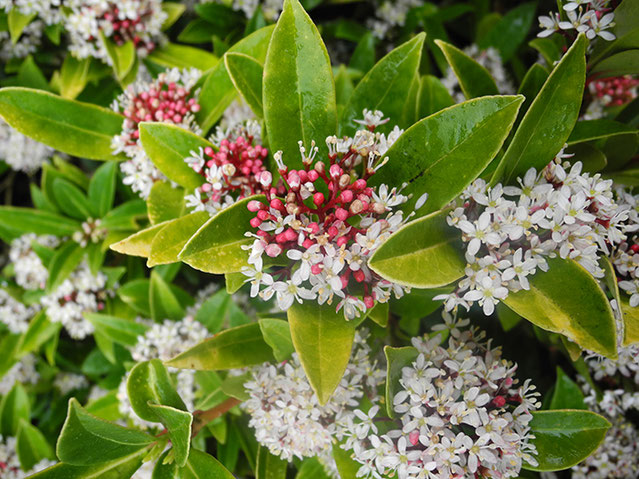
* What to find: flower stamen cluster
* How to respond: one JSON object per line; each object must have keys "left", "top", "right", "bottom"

{"left": 538, "top": 0, "right": 616, "bottom": 41}
{"left": 242, "top": 111, "right": 415, "bottom": 319}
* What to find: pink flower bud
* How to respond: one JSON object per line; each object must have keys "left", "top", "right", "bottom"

{"left": 335, "top": 208, "right": 349, "bottom": 221}
{"left": 265, "top": 244, "right": 282, "bottom": 257}
{"left": 409, "top": 430, "right": 420, "bottom": 446}
{"left": 313, "top": 192, "right": 325, "bottom": 207}
{"left": 247, "top": 200, "right": 263, "bottom": 212}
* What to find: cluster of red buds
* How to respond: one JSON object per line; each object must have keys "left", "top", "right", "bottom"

{"left": 588, "top": 75, "right": 639, "bottom": 107}
{"left": 101, "top": 7, "right": 155, "bottom": 49}
{"left": 185, "top": 126, "right": 278, "bottom": 216}
{"left": 241, "top": 111, "right": 423, "bottom": 319}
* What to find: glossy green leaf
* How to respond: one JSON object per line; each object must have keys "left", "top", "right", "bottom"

{"left": 0, "top": 383, "right": 30, "bottom": 436}
{"left": 549, "top": 367, "right": 586, "bottom": 410}
{"left": 590, "top": 0, "right": 639, "bottom": 66}
{"left": 567, "top": 119, "right": 638, "bottom": 145}
{"left": 524, "top": 410, "right": 611, "bottom": 471}
{"left": 52, "top": 178, "right": 91, "bottom": 220}
{"left": 85, "top": 313, "right": 148, "bottom": 347}
{"left": 46, "top": 241, "right": 85, "bottom": 293}
{"left": 148, "top": 404, "right": 192, "bottom": 467}
{"left": 370, "top": 95, "right": 523, "bottom": 215}
{"left": 591, "top": 49, "right": 639, "bottom": 77}
{"left": 59, "top": 55, "right": 91, "bottom": 99}
{"left": 182, "top": 449, "right": 236, "bottom": 479}
{"left": 16, "top": 419, "right": 54, "bottom": 471}
{"left": 369, "top": 210, "right": 465, "bottom": 288}
{"left": 332, "top": 443, "right": 360, "bottom": 479}
{"left": 491, "top": 34, "right": 587, "bottom": 183}
{"left": 435, "top": 40, "right": 499, "bottom": 99}
{"left": 263, "top": 0, "right": 337, "bottom": 167}
{"left": 504, "top": 257, "right": 617, "bottom": 359}
{"left": 19, "top": 311, "right": 61, "bottom": 355}
{"left": 225, "top": 52, "right": 264, "bottom": 118}
{"left": 117, "top": 279, "right": 152, "bottom": 316}
{"left": 287, "top": 302, "right": 356, "bottom": 405}
{"left": 256, "top": 446, "right": 287, "bottom": 479}
{"left": 110, "top": 222, "right": 167, "bottom": 258}
{"left": 30, "top": 448, "right": 147, "bottom": 479}
{"left": 147, "top": 43, "right": 218, "bottom": 70}
{"left": 57, "top": 398, "right": 154, "bottom": 466}
{"left": 517, "top": 63, "right": 549, "bottom": 123}
{"left": 8, "top": 9, "right": 35, "bottom": 44}
{"left": 161, "top": 2, "right": 186, "bottom": 29}
{"left": 88, "top": 161, "right": 117, "bottom": 218}
{"left": 295, "top": 457, "right": 331, "bottom": 479}
{"left": 416, "top": 74, "right": 454, "bottom": 119}
{"left": 477, "top": 3, "right": 536, "bottom": 61}
{"left": 0, "top": 206, "right": 80, "bottom": 236}
{"left": 167, "top": 323, "right": 275, "bottom": 370}
{"left": 349, "top": 32, "right": 376, "bottom": 74}
{"left": 150, "top": 270, "right": 185, "bottom": 321}
{"left": 178, "top": 196, "right": 263, "bottom": 274}
{"left": 139, "top": 122, "right": 210, "bottom": 190}
{"left": 529, "top": 37, "right": 562, "bottom": 66}
{"left": 147, "top": 181, "right": 185, "bottom": 225}
{"left": 0, "top": 87, "right": 124, "bottom": 160}
{"left": 384, "top": 346, "right": 419, "bottom": 417}
{"left": 341, "top": 34, "right": 425, "bottom": 135}
{"left": 258, "top": 318, "right": 295, "bottom": 362}
{"left": 101, "top": 34, "right": 136, "bottom": 81}
{"left": 197, "top": 25, "right": 274, "bottom": 132}
{"left": 621, "top": 298, "right": 639, "bottom": 346}
{"left": 148, "top": 211, "right": 209, "bottom": 267}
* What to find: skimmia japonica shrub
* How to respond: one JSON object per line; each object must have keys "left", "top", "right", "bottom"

{"left": 0, "top": 0, "right": 638, "bottom": 477}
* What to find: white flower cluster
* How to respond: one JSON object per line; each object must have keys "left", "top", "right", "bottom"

{"left": 0, "top": 435, "right": 55, "bottom": 479}
{"left": 344, "top": 316, "right": 540, "bottom": 479}
{"left": 587, "top": 342, "right": 639, "bottom": 385}
{"left": 41, "top": 262, "right": 110, "bottom": 340}
{"left": 9, "top": 234, "right": 59, "bottom": 290}
{"left": 0, "top": 289, "right": 36, "bottom": 334}
{"left": 211, "top": 0, "right": 283, "bottom": 21}
{"left": 65, "top": 0, "right": 167, "bottom": 61}
{"left": 437, "top": 155, "right": 634, "bottom": 315}
{"left": 538, "top": 0, "right": 616, "bottom": 41}
{"left": 610, "top": 189, "right": 639, "bottom": 307}
{"left": 0, "top": 118, "right": 54, "bottom": 172}
{"left": 111, "top": 68, "right": 202, "bottom": 199}
{"left": 572, "top": 383, "right": 639, "bottom": 479}
{"left": 0, "top": 0, "right": 61, "bottom": 24}
{"left": 53, "top": 372, "right": 89, "bottom": 395}
{"left": 0, "top": 354, "right": 39, "bottom": 395}
{"left": 442, "top": 45, "right": 515, "bottom": 103}
{"left": 118, "top": 314, "right": 209, "bottom": 427}
{"left": 0, "top": 23, "right": 43, "bottom": 60}
{"left": 243, "top": 331, "right": 385, "bottom": 467}
{"left": 368, "top": 0, "right": 421, "bottom": 39}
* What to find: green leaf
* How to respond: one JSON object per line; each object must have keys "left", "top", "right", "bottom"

{"left": 549, "top": 367, "right": 586, "bottom": 410}
{"left": 416, "top": 74, "right": 454, "bottom": 119}
{"left": 504, "top": 257, "right": 617, "bottom": 359}
{"left": 110, "top": 222, "right": 168, "bottom": 258}
{"left": 369, "top": 210, "right": 465, "bottom": 288}
{"left": 52, "top": 178, "right": 91, "bottom": 220}
{"left": 8, "top": 9, "right": 35, "bottom": 44}
{"left": 621, "top": 298, "right": 639, "bottom": 346}
{"left": 0, "top": 206, "right": 80, "bottom": 236}
{"left": 590, "top": 0, "right": 639, "bottom": 66}
{"left": 150, "top": 270, "right": 185, "bottom": 321}
{"left": 147, "top": 181, "right": 185, "bottom": 225}
{"left": 148, "top": 404, "right": 192, "bottom": 467}
{"left": 295, "top": 457, "right": 331, "bottom": 479}
{"left": 161, "top": 2, "right": 186, "bottom": 30}
{"left": 46, "top": 241, "right": 85, "bottom": 293}
{"left": 30, "top": 448, "right": 147, "bottom": 479}
{"left": 85, "top": 313, "right": 148, "bottom": 347}
{"left": 529, "top": 37, "right": 562, "bottom": 66}
{"left": 182, "top": 449, "right": 235, "bottom": 479}
{"left": 88, "top": 161, "right": 118, "bottom": 218}
{"left": 178, "top": 195, "right": 263, "bottom": 274}
{"left": 341, "top": 34, "right": 425, "bottom": 136}
{"left": 59, "top": 55, "right": 91, "bottom": 99}
{"left": 287, "top": 302, "right": 355, "bottom": 405}
{"left": 0, "top": 87, "right": 124, "bottom": 160}
{"left": 384, "top": 346, "right": 419, "bottom": 417}
{"left": 256, "top": 446, "right": 287, "bottom": 479}
{"left": 349, "top": 32, "right": 376, "bottom": 74}
{"left": 167, "top": 323, "right": 275, "bottom": 370}
{"left": 524, "top": 410, "right": 611, "bottom": 471}
{"left": 491, "top": 34, "right": 587, "bottom": 184}
{"left": 435, "top": 40, "right": 499, "bottom": 99}
{"left": 19, "top": 311, "right": 61, "bottom": 355}
{"left": 56, "top": 398, "right": 154, "bottom": 466}
{"left": 16, "top": 419, "right": 54, "bottom": 471}
{"left": 591, "top": 49, "right": 639, "bottom": 77}
{"left": 147, "top": 43, "right": 218, "bottom": 70}
{"left": 567, "top": 119, "right": 638, "bottom": 145}
{"left": 370, "top": 95, "right": 523, "bottom": 215}
{"left": 221, "top": 373, "right": 250, "bottom": 401}
{"left": 477, "top": 3, "right": 536, "bottom": 61}
{"left": 225, "top": 52, "right": 264, "bottom": 118}
{"left": 517, "top": 63, "right": 549, "bottom": 123}
{"left": 139, "top": 122, "right": 210, "bottom": 190}
{"left": 118, "top": 279, "right": 152, "bottom": 316}
{"left": 258, "top": 318, "right": 295, "bottom": 362}
{"left": 263, "top": 0, "right": 337, "bottom": 167}
{"left": 0, "top": 383, "right": 30, "bottom": 436}
{"left": 148, "top": 211, "right": 209, "bottom": 267}
{"left": 197, "top": 25, "right": 274, "bottom": 132}
{"left": 127, "top": 359, "right": 187, "bottom": 422}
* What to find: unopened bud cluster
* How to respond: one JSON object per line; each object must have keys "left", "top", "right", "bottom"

{"left": 242, "top": 110, "right": 418, "bottom": 319}
{"left": 111, "top": 68, "right": 202, "bottom": 198}
{"left": 184, "top": 121, "right": 273, "bottom": 216}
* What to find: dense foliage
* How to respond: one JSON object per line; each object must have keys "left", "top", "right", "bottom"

{"left": 0, "top": 0, "right": 639, "bottom": 478}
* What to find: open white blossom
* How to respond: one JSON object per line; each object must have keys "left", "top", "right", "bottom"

{"left": 437, "top": 152, "right": 634, "bottom": 315}
{"left": 243, "top": 330, "right": 384, "bottom": 469}
{"left": 0, "top": 20, "right": 45, "bottom": 60}
{"left": 0, "top": 354, "right": 39, "bottom": 395}
{"left": 0, "top": 119, "right": 54, "bottom": 173}
{"left": 442, "top": 45, "right": 515, "bottom": 103}
{"left": 368, "top": 0, "right": 421, "bottom": 39}
{"left": 0, "top": 0, "right": 61, "bottom": 24}
{"left": 0, "top": 435, "right": 55, "bottom": 479}
{"left": 9, "top": 234, "right": 59, "bottom": 290}
{"left": 0, "top": 289, "right": 36, "bottom": 334}
{"left": 343, "top": 316, "right": 540, "bottom": 479}
{"left": 54, "top": 372, "right": 89, "bottom": 395}
{"left": 41, "top": 263, "right": 111, "bottom": 340}
{"left": 537, "top": 0, "right": 616, "bottom": 41}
